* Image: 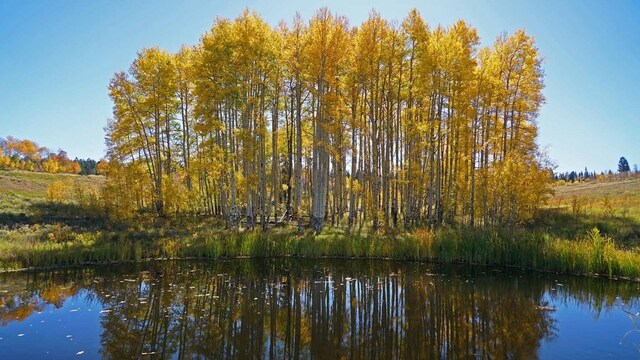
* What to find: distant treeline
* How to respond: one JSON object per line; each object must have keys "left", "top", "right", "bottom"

{"left": 555, "top": 157, "right": 638, "bottom": 183}
{"left": 0, "top": 136, "right": 105, "bottom": 175}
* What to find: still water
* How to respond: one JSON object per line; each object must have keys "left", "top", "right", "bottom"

{"left": 0, "top": 259, "right": 639, "bottom": 359}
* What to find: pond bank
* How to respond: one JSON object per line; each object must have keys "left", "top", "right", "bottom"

{"left": 1, "top": 225, "right": 639, "bottom": 279}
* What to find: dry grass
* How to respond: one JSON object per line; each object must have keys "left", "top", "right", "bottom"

{"left": 0, "top": 170, "right": 104, "bottom": 196}
{"left": 552, "top": 178, "right": 640, "bottom": 219}
{"left": 0, "top": 170, "right": 105, "bottom": 222}
{"left": 536, "top": 178, "right": 640, "bottom": 248}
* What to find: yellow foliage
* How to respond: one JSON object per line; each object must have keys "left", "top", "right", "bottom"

{"left": 163, "top": 175, "right": 189, "bottom": 215}
{"left": 96, "top": 160, "right": 108, "bottom": 175}
{"left": 47, "top": 179, "right": 73, "bottom": 202}
{"left": 72, "top": 180, "right": 103, "bottom": 212}
{"left": 0, "top": 155, "right": 10, "bottom": 169}
{"left": 99, "top": 8, "right": 552, "bottom": 229}
{"left": 102, "top": 161, "right": 151, "bottom": 220}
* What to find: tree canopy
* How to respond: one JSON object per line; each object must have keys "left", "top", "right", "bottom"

{"left": 0, "top": 136, "right": 85, "bottom": 175}
{"left": 104, "top": 8, "right": 552, "bottom": 229}
{"left": 618, "top": 156, "right": 630, "bottom": 173}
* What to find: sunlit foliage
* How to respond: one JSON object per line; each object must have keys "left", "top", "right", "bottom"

{"left": 105, "top": 8, "right": 551, "bottom": 228}
{"left": 0, "top": 136, "right": 83, "bottom": 174}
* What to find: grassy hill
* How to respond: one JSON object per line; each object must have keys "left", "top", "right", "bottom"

{"left": 536, "top": 178, "right": 640, "bottom": 248}
{"left": 553, "top": 178, "right": 640, "bottom": 215}
{"left": 0, "top": 170, "right": 104, "bottom": 199}
{"left": 0, "top": 170, "right": 105, "bottom": 228}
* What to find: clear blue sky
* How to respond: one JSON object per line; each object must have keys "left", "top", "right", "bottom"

{"left": 1, "top": 0, "right": 638, "bottom": 173}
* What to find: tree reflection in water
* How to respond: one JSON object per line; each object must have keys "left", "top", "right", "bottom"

{"left": 1, "top": 260, "right": 639, "bottom": 359}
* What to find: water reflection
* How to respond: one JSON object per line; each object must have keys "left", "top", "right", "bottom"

{"left": 1, "top": 260, "right": 639, "bottom": 359}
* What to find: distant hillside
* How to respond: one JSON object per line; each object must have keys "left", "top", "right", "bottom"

{"left": 543, "top": 178, "right": 640, "bottom": 247}
{"left": 0, "top": 170, "right": 105, "bottom": 224}
{"left": 0, "top": 170, "right": 104, "bottom": 198}
{"left": 553, "top": 178, "right": 640, "bottom": 208}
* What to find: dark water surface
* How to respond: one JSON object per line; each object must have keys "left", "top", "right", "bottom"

{"left": 1, "top": 259, "right": 639, "bottom": 359}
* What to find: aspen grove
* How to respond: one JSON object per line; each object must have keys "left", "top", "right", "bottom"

{"left": 105, "top": 8, "right": 551, "bottom": 231}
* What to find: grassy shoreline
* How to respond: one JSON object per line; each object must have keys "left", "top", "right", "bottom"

{"left": 1, "top": 170, "right": 640, "bottom": 278}
{"left": 2, "top": 225, "right": 639, "bottom": 279}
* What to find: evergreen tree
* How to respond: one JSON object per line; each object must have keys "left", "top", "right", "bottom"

{"left": 76, "top": 158, "right": 98, "bottom": 175}
{"left": 618, "top": 156, "right": 630, "bottom": 172}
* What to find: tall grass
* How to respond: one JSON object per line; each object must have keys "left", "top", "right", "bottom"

{"left": 2, "top": 171, "right": 639, "bottom": 278}
{"left": 1, "top": 225, "right": 640, "bottom": 279}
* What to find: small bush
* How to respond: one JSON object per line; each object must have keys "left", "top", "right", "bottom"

{"left": 46, "top": 179, "right": 72, "bottom": 202}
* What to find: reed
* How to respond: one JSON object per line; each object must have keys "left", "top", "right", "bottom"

{"left": 4, "top": 225, "right": 638, "bottom": 279}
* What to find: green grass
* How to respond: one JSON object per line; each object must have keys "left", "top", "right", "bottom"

{"left": 0, "top": 170, "right": 105, "bottom": 226}
{"left": 0, "top": 170, "right": 104, "bottom": 198}
{"left": 2, "top": 224, "right": 639, "bottom": 279}
{"left": 1, "top": 169, "right": 640, "bottom": 279}
{"left": 535, "top": 178, "right": 640, "bottom": 247}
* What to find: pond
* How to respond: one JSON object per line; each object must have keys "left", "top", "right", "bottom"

{"left": 1, "top": 259, "right": 639, "bottom": 359}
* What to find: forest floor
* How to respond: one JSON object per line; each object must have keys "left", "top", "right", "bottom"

{"left": 1, "top": 169, "right": 639, "bottom": 279}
